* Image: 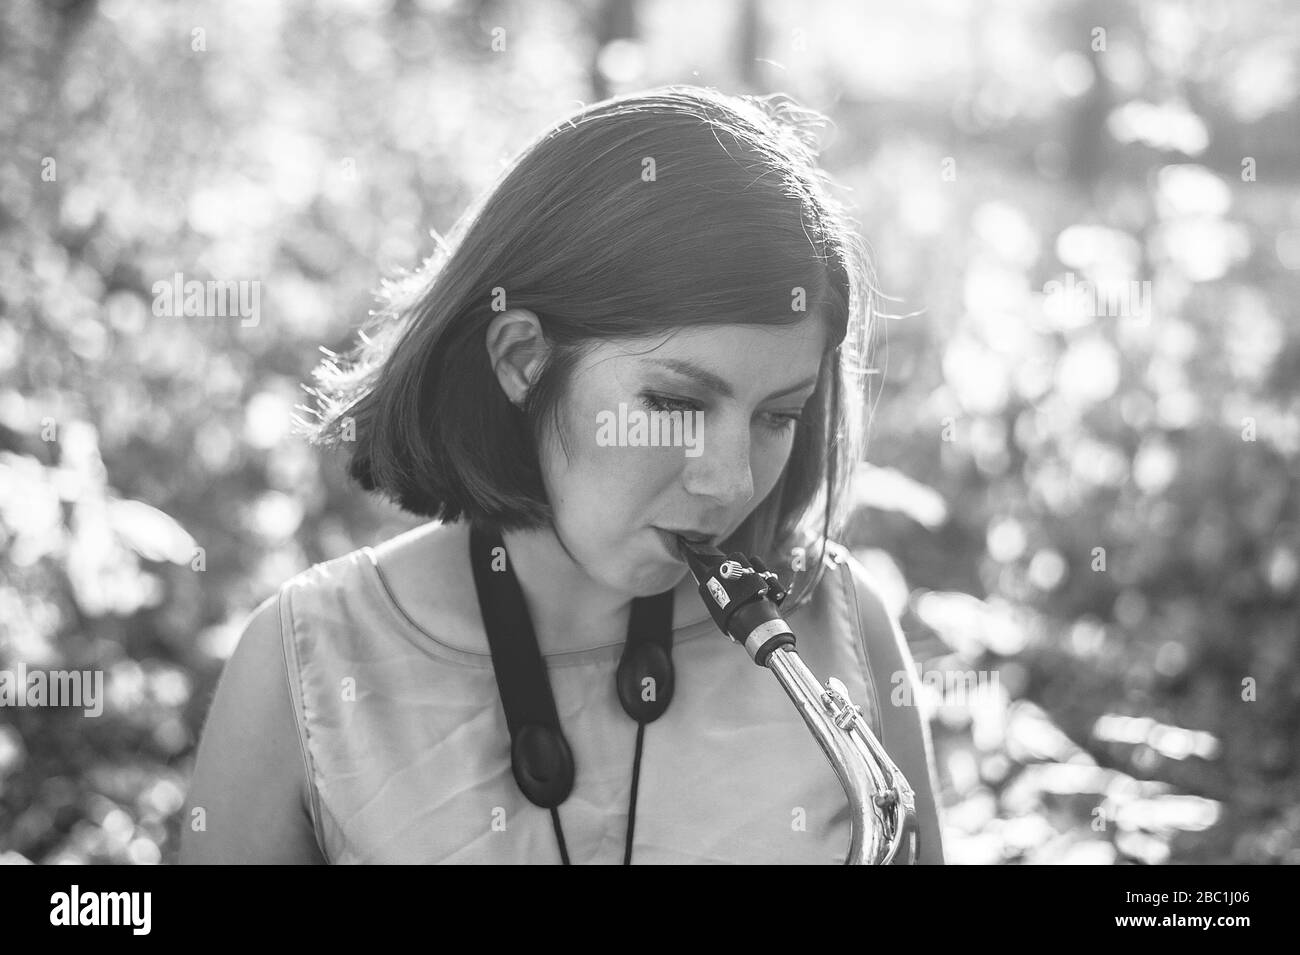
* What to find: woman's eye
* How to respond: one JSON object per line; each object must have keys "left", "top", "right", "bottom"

{"left": 760, "top": 412, "right": 802, "bottom": 434}
{"left": 640, "top": 393, "right": 701, "bottom": 415}
{"left": 639, "top": 393, "right": 800, "bottom": 434}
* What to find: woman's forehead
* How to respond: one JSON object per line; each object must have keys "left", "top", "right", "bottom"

{"left": 605, "top": 321, "right": 828, "bottom": 359}
{"left": 581, "top": 323, "right": 828, "bottom": 392}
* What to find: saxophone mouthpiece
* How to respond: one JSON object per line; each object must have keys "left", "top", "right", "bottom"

{"left": 674, "top": 536, "right": 795, "bottom": 666}
{"left": 675, "top": 535, "right": 724, "bottom": 582}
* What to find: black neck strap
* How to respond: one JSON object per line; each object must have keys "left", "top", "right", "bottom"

{"left": 469, "top": 522, "right": 674, "bottom": 864}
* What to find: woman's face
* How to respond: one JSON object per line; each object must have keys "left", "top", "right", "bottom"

{"left": 538, "top": 320, "right": 829, "bottom": 596}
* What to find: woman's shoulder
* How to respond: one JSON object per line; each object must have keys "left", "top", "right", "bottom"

{"left": 275, "top": 520, "right": 469, "bottom": 622}
{"left": 791, "top": 539, "right": 901, "bottom": 639}
{"left": 271, "top": 538, "right": 385, "bottom": 606}
{"left": 367, "top": 518, "right": 469, "bottom": 585}
{"left": 266, "top": 521, "right": 484, "bottom": 657}
{"left": 365, "top": 520, "right": 488, "bottom": 648}
{"left": 804, "top": 540, "right": 918, "bottom": 710}
{"left": 821, "top": 540, "right": 904, "bottom": 647}
{"left": 822, "top": 541, "right": 946, "bottom": 864}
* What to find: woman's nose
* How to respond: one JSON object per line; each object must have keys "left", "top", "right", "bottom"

{"left": 680, "top": 416, "right": 755, "bottom": 507}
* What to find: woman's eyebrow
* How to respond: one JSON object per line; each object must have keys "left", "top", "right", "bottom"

{"left": 644, "top": 358, "right": 818, "bottom": 401}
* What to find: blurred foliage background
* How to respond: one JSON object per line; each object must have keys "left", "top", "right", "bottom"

{"left": 1, "top": 0, "right": 1297, "bottom": 864}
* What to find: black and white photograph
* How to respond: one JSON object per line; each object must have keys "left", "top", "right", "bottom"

{"left": 0, "top": 0, "right": 1296, "bottom": 892}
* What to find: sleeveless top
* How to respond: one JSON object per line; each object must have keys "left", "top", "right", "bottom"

{"left": 276, "top": 539, "right": 888, "bottom": 864}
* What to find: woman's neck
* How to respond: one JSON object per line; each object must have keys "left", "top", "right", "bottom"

{"left": 499, "top": 526, "right": 704, "bottom": 654}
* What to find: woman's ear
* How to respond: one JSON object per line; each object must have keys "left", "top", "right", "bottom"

{"left": 485, "top": 309, "right": 549, "bottom": 407}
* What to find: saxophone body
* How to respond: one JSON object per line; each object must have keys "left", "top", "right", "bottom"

{"left": 676, "top": 537, "right": 920, "bottom": 865}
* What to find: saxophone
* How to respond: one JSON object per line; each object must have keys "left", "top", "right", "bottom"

{"left": 676, "top": 536, "right": 920, "bottom": 865}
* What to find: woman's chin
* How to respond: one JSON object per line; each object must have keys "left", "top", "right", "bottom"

{"left": 614, "top": 554, "right": 690, "bottom": 598}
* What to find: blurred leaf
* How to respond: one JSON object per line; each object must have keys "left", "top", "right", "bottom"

{"left": 108, "top": 499, "right": 196, "bottom": 565}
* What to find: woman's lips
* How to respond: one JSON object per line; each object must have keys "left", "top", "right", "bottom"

{"left": 652, "top": 527, "right": 722, "bottom": 559}
{"left": 653, "top": 527, "right": 707, "bottom": 558}
{"left": 652, "top": 527, "right": 685, "bottom": 558}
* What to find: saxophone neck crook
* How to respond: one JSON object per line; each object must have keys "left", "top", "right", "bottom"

{"left": 677, "top": 535, "right": 920, "bottom": 865}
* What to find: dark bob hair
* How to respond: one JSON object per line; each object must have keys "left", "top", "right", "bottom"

{"left": 298, "top": 85, "right": 879, "bottom": 606}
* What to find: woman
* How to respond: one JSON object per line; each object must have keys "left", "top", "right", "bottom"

{"left": 181, "top": 86, "right": 944, "bottom": 864}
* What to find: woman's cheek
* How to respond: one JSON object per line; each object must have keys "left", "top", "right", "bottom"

{"left": 751, "top": 430, "right": 795, "bottom": 498}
